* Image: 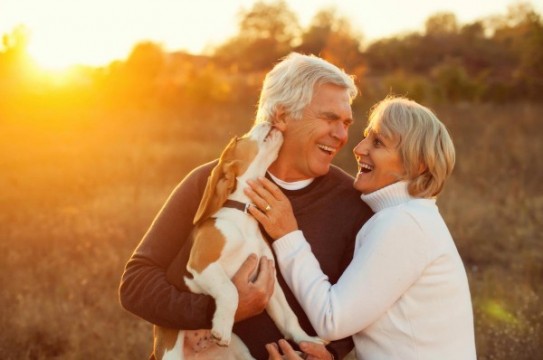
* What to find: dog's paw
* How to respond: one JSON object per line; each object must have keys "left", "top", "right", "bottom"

{"left": 211, "top": 328, "right": 231, "bottom": 347}
{"left": 265, "top": 128, "right": 283, "bottom": 148}
{"left": 308, "top": 336, "right": 329, "bottom": 346}
{"left": 292, "top": 334, "right": 329, "bottom": 346}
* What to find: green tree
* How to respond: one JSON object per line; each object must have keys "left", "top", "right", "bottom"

{"left": 424, "top": 12, "right": 459, "bottom": 36}
{"left": 430, "top": 59, "right": 479, "bottom": 102}
{"left": 504, "top": 2, "right": 543, "bottom": 99}
{"left": 364, "top": 33, "right": 426, "bottom": 74}
{"left": 298, "top": 8, "right": 364, "bottom": 74}
{"left": 105, "top": 41, "right": 166, "bottom": 105}
{"left": 214, "top": 0, "right": 300, "bottom": 71}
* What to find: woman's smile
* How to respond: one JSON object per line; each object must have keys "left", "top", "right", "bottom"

{"left": 353, "top": 131, "right": 404, "bottom": 194}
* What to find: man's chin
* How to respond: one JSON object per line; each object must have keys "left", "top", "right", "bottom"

{"left": 311, "top": 162, "right": 332, "bottom": 177}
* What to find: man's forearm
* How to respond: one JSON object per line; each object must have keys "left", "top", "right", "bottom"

{"left": 120, "top": 256, "right": 215, "bottom": 329}
{"left": 119, "top": 163, "right": 215, "bottom": 329}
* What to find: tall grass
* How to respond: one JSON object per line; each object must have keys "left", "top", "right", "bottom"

{"left": 0, "top": 101, "right": 541, "bottom": 359}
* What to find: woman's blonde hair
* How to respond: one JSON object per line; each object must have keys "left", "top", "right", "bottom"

{"left": 365, "top": 96, "right": 455, "bottom": 197}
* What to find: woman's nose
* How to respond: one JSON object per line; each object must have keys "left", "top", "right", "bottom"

{"left": 353, "top": 138, "right": 368, "bottom": 156}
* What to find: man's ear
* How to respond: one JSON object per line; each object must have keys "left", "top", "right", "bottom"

{"left": 272, "top": 106, "right": 288, "bottom": 132}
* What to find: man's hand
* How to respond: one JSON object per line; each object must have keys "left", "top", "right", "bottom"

{"left": 266, "top": 339, "right": 334, "bottom": 360}
{"left": 233, "top": 254, "right": 275, "bottom": 322}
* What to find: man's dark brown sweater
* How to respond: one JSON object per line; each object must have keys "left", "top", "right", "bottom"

{"left": 119, "top": 161, "right": 372, "bottom": 359}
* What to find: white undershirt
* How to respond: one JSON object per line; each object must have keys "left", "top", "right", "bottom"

{"left": 267, "top": 171, "right": 314, "bottom": 190}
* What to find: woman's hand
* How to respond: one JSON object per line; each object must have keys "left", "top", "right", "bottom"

{"left": 245, "top": 177, "right": 298, "bottom": 240}
{"left": 266, "top": 339, "right": 335, "bottom": 360}
{"left": 267, "top": 340, "right": 303, "bottom": 360}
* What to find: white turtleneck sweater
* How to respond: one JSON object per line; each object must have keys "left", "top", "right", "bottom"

{"left": 273, "top": 181, "right": 476, "bottom": 360}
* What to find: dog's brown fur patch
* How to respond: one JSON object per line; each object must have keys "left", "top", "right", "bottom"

{"left": 193, "top": 136, "right": 259, "bottom": 225}
{"left": 232, "top": 136, "right": 259, "bottom": 176}
{"left": 188, "top": 219, "right": 225, "bottom": 273}
{"left": 154, "top": 327, "right": 180, "bottom": 359}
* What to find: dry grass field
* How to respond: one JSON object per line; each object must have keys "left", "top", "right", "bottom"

{"left": 1, "top": 101, "right": 541, "bottom": 359}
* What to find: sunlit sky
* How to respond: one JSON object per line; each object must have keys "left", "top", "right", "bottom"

{"left": 1, "top": 0, "right": 540, "bottom": 69}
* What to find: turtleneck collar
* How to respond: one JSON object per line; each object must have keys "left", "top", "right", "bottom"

{"left": 361, "top": 181, "right": 415, "bottom": 212}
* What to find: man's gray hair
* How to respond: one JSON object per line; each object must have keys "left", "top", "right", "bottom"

{"left": 255, "top": 53, "right": 358, "bottom": 124}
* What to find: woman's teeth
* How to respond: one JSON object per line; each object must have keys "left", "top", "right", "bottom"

{"left": 359, "top": 163, "right": 373, "bottom": 173}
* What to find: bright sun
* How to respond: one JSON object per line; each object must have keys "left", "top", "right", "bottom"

{"left": 27, "top": 43, "right": 87, "bottom": 72}
{"left": 27, "top": 31, "right": 124, "bottom": 71}
{"left": 3, "top": 0, "right": 136, "bottom": 71}
{"left": 1, "top": 0, "right": 243, "bottom": 72}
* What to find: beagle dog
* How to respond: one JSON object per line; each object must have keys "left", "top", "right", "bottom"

{"left": 154, "top": 122, "right": 322, "bottom": 359}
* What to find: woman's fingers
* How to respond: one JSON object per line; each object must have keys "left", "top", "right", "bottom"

{"left": 245, "top": 180, "right": 273, "bottom": 212}
{"left": 247, "top": 202, "right": 270, "bottom": 225}
{"left": 246, "top": 177, "right": 288, "bottom": 211}
{"left": 245, "top": 177, "right": 299, "bottom": 240}
{"left": 257, "top": 177, "right": 287, "bottom": 201}
{"left": 278, "top": 339, "right": 301, "bottom": 357}
{"left": 266, "top": 340, "right": 305, "bottom": 360}
{"left": 245, "top": 189, "right": 271, "bottom": 220}
{"left": 266, "top": 342, "right": 282, "bottom": 360}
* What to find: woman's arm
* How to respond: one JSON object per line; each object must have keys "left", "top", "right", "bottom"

{"left": 246, "top": 177, "right": 430, "bottom": 340}
{"left": 273, "top": 213, "right": 429, "bottom": 340}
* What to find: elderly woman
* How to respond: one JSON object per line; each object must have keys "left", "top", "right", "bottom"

{"left": 246, "top": 96, "right": 476, "bottom": 359}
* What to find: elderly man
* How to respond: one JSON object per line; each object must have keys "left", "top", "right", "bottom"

{"left": 120, "top": 53, "right": 372, "bottom": 359}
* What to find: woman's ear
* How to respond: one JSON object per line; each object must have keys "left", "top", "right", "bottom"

{"left": 272, "top": 106, "right": 288, "bottom": 132}
{"left": 418, "top": 162, "right": 428, "bottom": 176}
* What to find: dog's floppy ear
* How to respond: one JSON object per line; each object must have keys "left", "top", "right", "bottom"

{"left": 194, "top": 137, "right": 239, "bottom": 224}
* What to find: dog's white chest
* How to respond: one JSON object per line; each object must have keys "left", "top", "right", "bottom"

{"left": 212, "top": 210, "right": 272, "bottom": 276}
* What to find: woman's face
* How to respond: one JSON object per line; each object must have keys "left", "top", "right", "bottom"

{"left": 353, "top": 128, "right": 405, "bottom": 194}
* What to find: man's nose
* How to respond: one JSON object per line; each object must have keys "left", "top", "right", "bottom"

{"left": 333, "top": 122, "right": 348, "bottom": 142}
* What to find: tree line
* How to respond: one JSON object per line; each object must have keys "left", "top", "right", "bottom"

{"left": 1, "top": 0, "right": 542, "bottom": 114}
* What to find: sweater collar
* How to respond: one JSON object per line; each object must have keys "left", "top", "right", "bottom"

{"left": 360, "top": 181, "right": 414, "bottom": 212}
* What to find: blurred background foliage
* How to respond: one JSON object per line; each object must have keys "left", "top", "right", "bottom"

{"left": 0, "top": 0, "right": 541, "bottom": 359}
{"left": 1, "top": 0, "right": 542, "bottom": 108}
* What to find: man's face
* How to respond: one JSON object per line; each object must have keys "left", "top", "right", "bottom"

{"left": 270, "top": 83, "right": 354, "bottom": 181}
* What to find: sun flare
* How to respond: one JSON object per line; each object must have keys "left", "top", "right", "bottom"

{"left": 27, "top": 33, "right": 123, "bottom": 71}
{"left": 1, "top": 0, "right": 248, "bottom": 71}
{"left": 28, "top": 42, "right": 85, "bottom": 72}
{"left": 4, "top": 0, "right": 166, "bottom": 71}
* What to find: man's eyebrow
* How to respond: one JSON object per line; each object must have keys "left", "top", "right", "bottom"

{"left": 318, "top": 111, "right": 355, "bottom": 126}
{"left": 319, "top": 111, "right": 354, "bottom": 122}
{"left": 319, "top": 111, "right": 340, "bottom": 120}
